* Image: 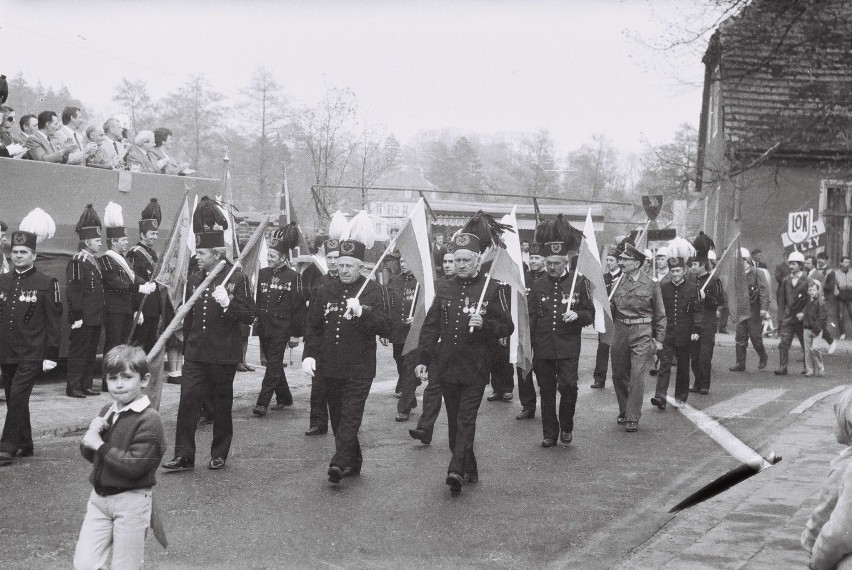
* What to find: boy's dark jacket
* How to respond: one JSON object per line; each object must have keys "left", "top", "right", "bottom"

{"left": 803, "top": 295, "right": 827, "bottom": 336}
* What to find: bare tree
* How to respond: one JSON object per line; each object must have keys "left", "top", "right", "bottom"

{"left": 240, "top": 67, "right": 287, "bottom": 199}
{"left": 112, "top": 78, "right": 154, "bottom": 130}
{"left": 159, "top": 75, "right": 225, "bottom": 175}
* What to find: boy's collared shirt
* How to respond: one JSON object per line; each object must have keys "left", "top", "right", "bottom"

{"left": 106, "top": 395, "right": 151, "bottom": 423}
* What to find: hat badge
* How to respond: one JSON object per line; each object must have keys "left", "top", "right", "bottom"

{"left": 95, "top": 227, "right": 101, "bottom": 236}
{"left": 13, "top": 233, "right": 26, "bottom": 245}
{"left": 341, "top": 241, "right": 355, "bottom": 254}
{"left": 151, "top": 220, "right": 159, "bottom": 229}
{"left": 456, "top": 234, "right": 470, "bottom": 247}
{"left": 327, "top": 239, "right": 338, "bottom": 249}
{"left": 552, "top": 243, "right": 564, "bottom": 254}
{"left": 195, "top": 234, "right": 201, "bottom": 247}
{"left": 269, "top": 238, "right": 280, "bottom": 248}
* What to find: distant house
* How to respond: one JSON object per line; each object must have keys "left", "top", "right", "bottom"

{"left": 695, "top": 0, "right": 852, "bottom": 264}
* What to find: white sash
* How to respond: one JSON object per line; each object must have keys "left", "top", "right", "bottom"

{"left": 103, "top": 249, "right": 135, "bottom": 282}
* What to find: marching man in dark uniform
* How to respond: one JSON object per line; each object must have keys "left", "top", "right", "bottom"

{"left": 127, "top": 198, "right": 163, "bottom": 353}
{"left": 529, "top": 228, "right": 594, "bottom": 447}
{"left": 305, "top": 237, "right": 340, "bottom": 436}
{"left": 66, "top": 204, "right": 105, "bottom": 398}
{"left": 416, "top": 213, "right": 514, "bottom": 495}
{"left": 302, "top": 229, "right": 391, "bottom": 484}
{"left": 516, "top": 242, "right": 546, "bottom": 419}
{"left": 591, "top": 246, "right": 621, "bottom": 389}
{"left": 100, "top": 202, "right": 155, "bottom": 355}
{"left": 610, "top": 244, "right": 665, "bottom": 433}
{"left": 0, "top": 209, "right": 62, "bottom": 466}
{"left": 687, "top": 232, "right": 724, "bottom": 395}
{"left": 387, "top": 256, "right": 419, "bottom": 422}
{"left": 252, "top": 223, "right": 305, "bottom": 417}
{"left": 162, "top": 201, "right": 256, "bottom": 472}
{"left": 650, "top": 256, "right": 702, "bottom": 410}
{"left": 729, "top": 248, "right": 770, "bottom": 372}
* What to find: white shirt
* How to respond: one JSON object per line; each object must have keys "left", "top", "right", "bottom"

{"left": 105, "top": 395, "right": 151, "bottom": 424}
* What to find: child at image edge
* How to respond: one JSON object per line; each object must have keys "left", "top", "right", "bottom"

{"left": 802, "top": 387, "right": 852, "bottom": 569}
{"left": 73, "top": 345, "right": 166, "bottom": 570}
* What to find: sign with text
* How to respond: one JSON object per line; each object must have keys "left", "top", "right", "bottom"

{"left": 787, "top": 210, "right": 813, "bottom": 244}
{"left": 782, "top": 218, "right": 825, "bottom": 254}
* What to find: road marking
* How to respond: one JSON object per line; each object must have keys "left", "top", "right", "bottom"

{"left": 790, "top": 385, "right": 849, "bottom": 414}
{"left": 371, "top": 379, "right": 398, "bottom": 394}
{"left": 666, "top": 396, "right": 772, "bottom": 471}
{"left": 701, "top": 388, "right": 787, "bottom": 419}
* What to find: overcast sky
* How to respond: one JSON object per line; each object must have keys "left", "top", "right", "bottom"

{"left": 3, "top": 0, "right": 719, "bottom": 155}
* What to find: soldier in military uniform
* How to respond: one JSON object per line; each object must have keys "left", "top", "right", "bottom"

{"left": 610, "top": 244, "right": 666, "bottom": 432}
{"left": 302, "top": 238, "right": 391, "bottom": 483}
{"left": 650, "top": 257, "right": 701, "bottom": 410}
{"left": 591, "top": 246, "right": 621, "bottom": 390}
{"left": 0, "top": 212, "right": 62, "bottom": 466}
{"left": 387, "top": 256, "right": 419, "bottom": 421}
{"left": 100, "top": 202, "right": 156, "bottom": 355}
{"left": 529, "top": 239, "right": 594, "bottom": 447}
{"left": 66, "top": 205, "right": 105, "bottom": 398}
{"left": 729, "top": 248, "right": 770, "bottom": 372}
{"left": 305, "top": 238, "right": 340, "bottom": 436}
{"left": 127, "top": 199, "right": 163, "bottom": 353}
{"left": 416, "top": 230, "right": 513, "bottom": 495}
{"left": 162, "top": 219, "right": 256, "bottom": 472}
{"left": 516, "top": 242, "right": 546, "bottom": 419}
{"left": 252, "top": 224, "right": 305, "bottom": 417}
{"left": 687, "top": 232, "right": 724, "bottom": 395}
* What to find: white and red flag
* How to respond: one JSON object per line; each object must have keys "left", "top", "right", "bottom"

{"left": 398, "top": 198, "right": 438, "bottom": 355}
{"left": 575, "top": 208, "right": 614, "bottom": 345}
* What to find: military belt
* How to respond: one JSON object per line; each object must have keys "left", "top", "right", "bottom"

{"left": 616, "top": 317, "right": 652, "bottom": 325}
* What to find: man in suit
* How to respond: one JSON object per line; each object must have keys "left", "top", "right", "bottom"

{"left": 25, "top": 111, "right": 72, "bottom": 163}
{"left": 687, "top": 233, "right": 724, "bottom": 395}
{"left": 774, "top": 251, "right": 809, "bottom": 376}
{"left": 99, "top": 118, "right": 127, "bottom": 169}
{"left": 51, "top": 106, "right": 97, "bottom": 166}
{"left": 729, "top": 248, "right": 770, "bottom": 372}
{"left": 125, "top": 131, "right": 160, "bottom": 173}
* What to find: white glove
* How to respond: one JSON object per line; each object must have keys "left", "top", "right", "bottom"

{"left": 346, "top": 298, "right": 363, "bottom": 317}
{"left": 302, "top": 357, "right": 316, "bottom": 377}
{"left": 212, "top": 285, "right": 230, "bottom": 308}
{"left": 139, "top": 282, "right": 156, "bottom": 294}
{"left": 137, "top": 313, "right": 144, "bottom": 325}
{"left": 42, "top": 360, "right": 57, "bottom": 372}
{"left": 71, "top": 319, "right": 83, "bottom": 330}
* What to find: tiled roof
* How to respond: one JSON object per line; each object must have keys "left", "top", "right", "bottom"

{"left": 712, "top": 0, "right": 852, "bottom": 156}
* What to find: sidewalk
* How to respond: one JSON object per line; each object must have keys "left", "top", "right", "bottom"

{"left": 615, "top": 393, "right": 841, "bottom": 569}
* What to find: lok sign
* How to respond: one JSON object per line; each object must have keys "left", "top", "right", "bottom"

{"left": 782, "top": 209, "right": 825, "bottom": 254}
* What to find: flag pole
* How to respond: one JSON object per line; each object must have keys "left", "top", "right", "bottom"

{"left": 222, "top": 217, "right": 271, "bottom": 284}
{"left": 565, "top": 237, "right": 582, "bottom": 312}
{"left": 608, "top": 274, "right": 623, "bottom": 301}
{"left": 700, "top": 231, "right": 741, "bottom": 294}
{"left": 408, "top": 282, "right": 420, "bottom": 320}
{"left": 469, "top": 271, "right": 493, "bottom": 333}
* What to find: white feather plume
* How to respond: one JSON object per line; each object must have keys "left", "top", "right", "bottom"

{"left": 667, "top": 236, "right": 695, "bottom": 262}
{"left": 328, "top": 211, "right": 349, "bottom": 240}
{"left": 344, "top": 210, "right": 376, "bottom": 249}
{"left": 103, "top": 201, "right": 124, "bottom": 229}
{"left": 19, "top": 208, "right": 56, "bottom": 243}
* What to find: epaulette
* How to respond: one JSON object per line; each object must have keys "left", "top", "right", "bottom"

{"left": 52, "top": 278, "right": 61, "bottom": 305}
{"left": 498, "top": 286, "right": 509, "bottom": 312}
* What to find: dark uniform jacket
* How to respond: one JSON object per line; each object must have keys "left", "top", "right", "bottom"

{"left": 528, "top": 270, "right": 595, "bottom": 360}
{"left": 183, "top": 264, "right": 256, "bottom": 364}
{"left": 660, "top": 278, "right": 703, "bottom": 347}
{"left": 66, "top": 250, "right": 105, "bottom": 326}
{"left": 604, "top": 268, "right": 622, "bottom": 294}
{"left": 126, "top": 243, "right": 162, "bottom": 317}
{"left": 779, "top": 272, "right": 809, "bottom": 325}
{"left": 255, "top": 264, "right": 306, "bottom": 339}
{"left": 0, "top": 266, "right": 63, "bottom": 362}
{"left": 418, "top": 272, "right": 514, "bottom": 387}
{"left": 524, "top": 268, "right": 546, "bottom": 293}
{"left": 304, "top": 275, "right": 392, "bottom": 379}
{"left": 611, "top": 271, "right": 667, "bottom": 341}
{"left": 100, "top": 251, "right": 146, "bottom": 315}
{"left": 746, "top": 268, "right": 770, "bottom": 314}
{"left": 694, "top": 272, "right": 724, "bottom": 323}
{"left": 386, "top": 272, "right": 418, "bottom": 345}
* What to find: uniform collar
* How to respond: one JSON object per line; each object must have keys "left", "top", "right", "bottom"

{"left": 14, "top": 266, "right": 36, "bottom": 278}
{"left": 549, "top": 270, "right": 569, "bottom": 283}
{"left": 456, "top": 272, "right": 481, "bottom": 285}
{"left": 136, "top": 242, "right": 155, "bottom": 254}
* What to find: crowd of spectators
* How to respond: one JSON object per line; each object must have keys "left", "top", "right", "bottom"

{"left": 0, "top": 105, "right": 193, "bottom": 175}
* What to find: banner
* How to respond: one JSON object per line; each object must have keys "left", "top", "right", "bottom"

{"left": 488, "top": 243, "right": 533, "bottom": 377}
{"left": 397, "top": 199, "right": 437, "bottom": 355}
{"left": 154, "top": 194, "right": 192, "bottom": 310}
{"left": 714, "top": 234, "right": 750, "bottom": 325}
{"left": 576, "top": 208, "right": 613, "bottom": 344}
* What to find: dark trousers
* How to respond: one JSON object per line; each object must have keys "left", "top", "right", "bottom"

{"left": 734, "top": 315, "right": 767, "bottom": 364}
{"left": 256, "top": 336, "right": 292, "bottom": 408}
{"left": 396, "top": 349, "right": 420, "bottom": 414}
{"left": 654, "top": 343, "right": 691, "bottom": 402}
{"left": 67, "top": 325, "right": 101, "bottom": 392}
{"left": 535, "top": 357, "right": 579, "bottom": 439}
{"left": 442, "top": 382, "right": 486, "bottom": 477}
{"left": 778, "top": 321, "right": 805, "bottom": 370}
{"left": 104, "top": 313, "right": 132, "bottom": 354}
{"left": 0, "top": 361, "right": 40, "bottom": 455}
{"left": 593, "top": 337, "right": 610, "bottom": 385}
{"left": 131, "top": 314, "right": 159, "bottom": 354}
{"left": 326, "top": 376, "right": 373, "bottom": 472}
{"left": 489, "top": 341, "right": 514, "bottom": 395}
{"left": 174, "top": 361, "right": 237, "bottom": 461}
{"left": 517, "top": 366, "right": 536, "bottom": 412}
{"left": 690, "top": 319, "right": 717, "bottom": 391}
{"left": 393, "top": 343, "right": 404, "bottom": 393}
{"left": 309, "top": 372, "right": 330, "bottom": 431}
{"left": 415, "top": 375, "right": 443, "bottom": 442}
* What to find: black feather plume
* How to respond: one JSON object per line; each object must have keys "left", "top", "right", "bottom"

{"left": 534, "top": 220, "right": 553, "bottom": 245}
{"left": 193, "top": 196, "right": 228, "bottom": 232}
{"left": 141, "top": 198, "right": 161, "bottom": 224}
{"left": 461, "top": 211, "right": 513, "bottom": 252}
{"left": 0, "top": 75, "right": 7, "bottom": 105}
{"left": 273, "top": 222, "right": 301, "bottom": 250}
{"left": 692, "top": 231, "right": 715, "bottom": 259}
{"left": 554, "top": 214, "right": 583, "bottom": 251}
{"left": 75, "top": 204, "right": 101, "bottom": 233}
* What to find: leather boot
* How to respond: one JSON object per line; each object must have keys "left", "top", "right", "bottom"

{"left": 757, "top": 350, "right": 768, "bottom": 370}
{"left": 729, "top": 345, "right": 746, "bottom": 371}
{"left": 774, "top": 348, "right": 788, "bottom": 375}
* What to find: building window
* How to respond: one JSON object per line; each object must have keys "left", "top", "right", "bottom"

{"left": 707, "top": 67, "right": 720, "bottom": 143}
{"left": 819, "top": 180, "right": 852, "bottom": 260}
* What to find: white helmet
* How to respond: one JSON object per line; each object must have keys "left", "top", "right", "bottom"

{"left": 656, "top": 246, "right": 669, "bottom": 257}
{"left": 707, "top": 250, "right": 717, "bottom": 261}
{"left": 740, "top": 247, "right": 751, "bottom": 258}
{"left": 788, "top": 251, "right": 805, "bottom": 263}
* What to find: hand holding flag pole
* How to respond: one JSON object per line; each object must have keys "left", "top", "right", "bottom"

{"left": 564, "top": 237, "right": 582, "bottom": 317}
{"left": 469, "top": 271, "right": 493, "bottom": 333}
{"left": 700, "top": 231, "right": 741, "bottom": 294}
{"left": 408, "top": 282, "right": 419, "bottom": 321}
{"left": 342, "top": 233, "right": 402, "bottom": 318}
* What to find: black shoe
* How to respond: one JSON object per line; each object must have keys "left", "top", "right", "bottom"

{"left": 463, "top": 473, "right": 478, "bottom": 485}
{"left": 758, "top": 355, "right": 768, "bottom": 369}
{"left": 650, "top": 397, "right": 666, "bottom": 410}
{"left": 590, "top": 381, "right": 605, "bottom": 389}
{"left": 198, "top": 416, "right": 213, "bottom": 426}
{"left": 699, "top": 389, "right": 709, "bottom": 395}
{"left": 16, "top": 448, "right": 34, "bottom": 458}
{"left": 408, "top": 428, "right": 431, "bottom": 444}
{"left": 236, "top": 363, "right": 249, "bottom": 372}
{"left": 328, "top": 465, "right": 343, "bottom": 484}
{"left": 625, "top": 421, "right": 638, "bottom": 433}
{"left": 774, "top": 368, "right": 788, "bottom": 376}
{"left": 162, "top": 457, "right": 194, "bottom": 471}
{"left": 689, "top": 385, "right": 700, "bottom": 393}
{"left": 560, "top": 431, "right": 573, "bottom": 444}
{"left": 486, "top": 392, "right": 504, "bottom": 402}
{"left": 0, "top": 451, "right": 14, "bottom": 466}
{"left": 305, "top": 426, "right": 327, "bottom": 436}
{"left": 66, "top": 390, "right": 86, "bottom": 399}
{"left": 341, "top": 466, "right": 359, "bottom": 479}
{"left": 502, "top": 393, "right": 514, "bottom": 402}
{"left": 515, "top": 408, "right": 535, "bottom": 420}
{"left": 649, "top": 369, "right": 658, "bottom": 376}
{"left": 729, "top": 364, "right": 745, "bottom": 372}
{"left": 446, "top": 472, "right": 464, "bottom": 495}
{"left": 243, "top": 363, "right": 256, "bottom": 372}
{"left": 541, "top": 438, "right": 557, "bottom": 448}
{"left": 252, "top": 405, "right": 267, "bottom": 417}
{"left": 166, "top": 373, "right": 182, "bottom": 385}
{"left": 270, "top": 403, "right": 286, "bottom": 411}
{"left": 616, "top": 415, "right": 627, "bottom": 425}
{"left": 395, "top": 412, "right": 410, "bottom": 422}
{"left": 208, "top": 457, "right": 226, "bottom": 470}
{"left": 81, "top": 388, "right": 101, "bottom": 396}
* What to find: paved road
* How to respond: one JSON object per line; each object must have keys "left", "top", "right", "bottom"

{"left": 0, "top": 337, "right": 847, "bottom": 569}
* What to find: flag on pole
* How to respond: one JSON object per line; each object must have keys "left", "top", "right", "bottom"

{"left": 237, "top": 218, "right": 272, "bottom": 295}
{"left": 398, "top": 198, "right": 437, "bottom": 355}
{"left": 217, "top": 162, "right": 239, "bottom": 262}
{"left": 280, "top": 174, "right": 310, "bottom": 254}
{"left": 713, "top": 233, "right": 750, "bottom": 326}
{"left": 576, "top": 208, "right": 614, "bottom": 345}
{"left": 155, "top": 194, "right": 192, "bottom": 311}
